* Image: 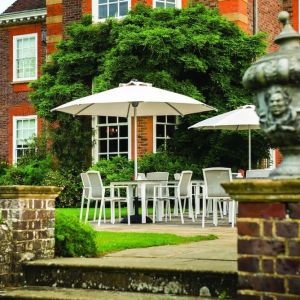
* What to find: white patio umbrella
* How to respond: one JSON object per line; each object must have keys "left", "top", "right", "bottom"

{"left": 52, "top": 80, "right": 215, "bottom": 179}
{"left": 189, "top": 105, "right": 260, "bottom": 170}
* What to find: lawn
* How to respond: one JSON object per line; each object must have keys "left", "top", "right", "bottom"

{"left": 95, "top": 231, "right": 217, "bottom": 255}
{"left": 56, "top": 208, "right": 218, "bottom": 255}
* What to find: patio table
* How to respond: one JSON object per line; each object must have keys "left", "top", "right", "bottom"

{"left": 110, "top": 179, "right": 163, "bottom": 224}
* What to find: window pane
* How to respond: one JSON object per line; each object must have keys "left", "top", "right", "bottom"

{"left": 166, "top": 125, "right": 175, "bottom": 137}
{"left": 156, "top": 1, "right": 165, "bottom": 7}
{"left": 156, "top": 139, "right": 164, "bottom": 149}
{"left": 108, "top": 126, "right": 118, "bottom": 138}
{"left": 167, "top": 116, "right": 176, "bottom": 123}
{"left": 166, "top": 2, "right": 175, "bottom": 7}
{"left": 119, "top": 117, "right": 127, "bottom": 123}
{"left": 119, "top": 1, "right": 128, "bottom": 16}
{"left": 108, "top": 117, "right": 117, "bottom": 123}
{"left": 99, "top": 5, "right": 107, "bottom": 18}
{"left": 99, "top": 140, "right": 107, "bottom": 152}
{"left": 100, "top": 127, "right": 107, "bottom": 137}
{"left": 109, "top": 3, "right": 118, "bottom": 17}
{"left": 119, "top": 125, "right": 127, "bottom": 137}
{"left": 99, "top": 0, "right": 107, "bottom": 3}
{"left": 120, "top": 139, "right": 128, "bottom": 152}
{"left": 109, "top": 140, "right": 118, "bottom": 152}
{"left": 157, "top": 116, "right": 166, "bottom": 123}
{"left": 98, "top": 116, "right": 106, "bottom": 124}
{"left": 157, "top": 124, "right": 165, "bottom": 137}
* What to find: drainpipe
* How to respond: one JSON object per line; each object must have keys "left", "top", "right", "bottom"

{"left": 253, "top": 0, "right": 258, "bottom": 34}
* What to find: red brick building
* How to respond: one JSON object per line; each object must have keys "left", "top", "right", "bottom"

{"left": 0, "top": 0, "right": 297, "bottom": 165}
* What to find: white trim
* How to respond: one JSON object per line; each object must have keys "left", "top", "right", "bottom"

{"left": 13, "top": 33, "right": 38, "bottom": 82}
{"left": 0, "top": 8, "right": 46, "bottom": 24}
{"left": 153, "top": 0, "right": 181, "bottom": 9}
{"left": 13, "top": 115, "right": 37, "bottom": 164}
{"left": 92, "top": 0, "right": 131, "bottom": 22}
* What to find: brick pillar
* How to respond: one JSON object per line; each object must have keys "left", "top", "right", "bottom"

{"left": 0, "top": 186, "right": 62, "bottom": 286}
{"left": 218, "top": 0, "right": 249, "bottom": 33}
{"left": 223, "top": 180, "right": 300, "bottom": 299}
{"left": 46, "top": 0, "right": 63, "bottom": 56}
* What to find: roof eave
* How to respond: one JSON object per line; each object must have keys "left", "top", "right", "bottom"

{"left": 0, "top": 8, "right": 46, "bottom": 25}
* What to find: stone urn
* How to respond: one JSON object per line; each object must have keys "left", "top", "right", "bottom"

{"left": 243, "top": 11, "right": 300, "bottom": 178}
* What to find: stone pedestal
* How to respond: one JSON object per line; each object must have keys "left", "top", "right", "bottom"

{"left": 0, "top": 185, "right": 62, "bottom": 286}
{"left": 223, "top": 179, "right": 300, "bottom": 300}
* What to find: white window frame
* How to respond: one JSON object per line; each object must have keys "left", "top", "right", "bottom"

{"left": 13, "top": 115, "right": 38, "bottom": 164}
{"left": 13, "top": 33, "right": 38, "bottom": 82}
{"left": 92, "top": 116, "right": 131, "bottom": 162}
{"left": 153, "top": 0, "right": 181, "bottom": 9}
{"left": 153, "top": 115, "right": 177, "bottom": 152}
{"left": 92, "top": 0, "right": 131, "bottom": 22}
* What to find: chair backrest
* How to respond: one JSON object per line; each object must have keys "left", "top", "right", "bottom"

{"left": 203, "top": 167, "right": 232, "bottom": 198}
{"left": 86, "top": 171, "right": 103, "bottom": 198}
{"left": 246, "top": 169, "right": 271, "bottom": 179}
{"left": 146, "top": 172, "right": 169, "bottom": 197}
{"left": 137, "top": 173, "right": 146, "bottom": 180}
{"left": 174, "top": 173, "right": 181, "bottom": 180}
{"left": 178, "top": 171, "right": 193, "bottom": 197}
{"left": 80, "top": 172, "right": 90, "bottom": 197}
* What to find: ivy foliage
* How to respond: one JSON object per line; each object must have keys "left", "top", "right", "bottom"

{"left": 30, "top": 4, "right": 269, "bottom": 172}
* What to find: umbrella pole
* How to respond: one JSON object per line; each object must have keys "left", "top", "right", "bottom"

{"left": 248, "top": 128, "right": 251, "bottom": 170}
{"left": 134, "top": 105, "right": 138, "bottom": 180}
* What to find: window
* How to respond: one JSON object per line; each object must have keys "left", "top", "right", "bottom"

{"left": 93, "top": 0, "right": 129, "bottom": 20}
{"left": 155, "top": 115, "right": 177, "bottom": 151}
{"left": 154, "top": 0, "right": 180, "bottom": 8}
{"left": 95, "top": 116, "right": 129, "bottom": 160}
{"left": 13, "top": 116, "right": 37, "bottom": 163}
{"left": 13, "top": 33, "right": 38, "bottom": 81}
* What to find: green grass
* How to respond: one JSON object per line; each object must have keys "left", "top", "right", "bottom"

{"left": 95, "top": 231, "right": 217, "bottom": 255}
{"left": 56, "top": 208, "right": 218, "bottom": 255}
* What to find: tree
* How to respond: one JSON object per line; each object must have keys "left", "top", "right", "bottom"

{"left": 30, "top": 4, "right": 268, "bottom": 172}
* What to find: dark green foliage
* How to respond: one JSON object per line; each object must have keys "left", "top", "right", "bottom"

{"left": 29, "top": 4, "right": 268, "bottom": 173}
{"left": 91, "top": 156, "right": 134, "bottom": 185}
{"left": 55, "top": 214, "right": 97, "bottom": 257}
{"left": 138, "top": 151, "right": 201, "bottom": 178}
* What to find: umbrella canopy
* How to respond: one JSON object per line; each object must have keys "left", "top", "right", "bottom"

{"left": 189, "top": 105, "right": 260, "bottom": 170}
{"left": 52, "top": 80, "right": 215, "bottom": 178}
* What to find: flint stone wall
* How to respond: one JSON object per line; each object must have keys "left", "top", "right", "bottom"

{"left": 0, "top": 186, "right": 61, "bottom": 286}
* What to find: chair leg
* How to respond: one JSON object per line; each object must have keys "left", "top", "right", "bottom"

{"left": 153, "top": 200, "right": 156, "bottom": 224}
{"left": 118, "top": 202, "right": 121, "bottom": 222}
{"left": 189, "top": 197, "right": 195, "bottom": 222}
{"left": 111, "top": 201, "right": 115, "bottom": 224}
{"left": 98, "top": 201, "right": 104, "bottom": 226}
{"left": 85, "top": 198, "right": 91, "bottom": 223}
{"left": 168, "top": 201, "right": 171, "bottom": 221}
{"left": 178, "top": 197, "right": 184, "bottom": 224}
{"left": 94, "top": 200, "right": 98, "bottom": 221}
{"left": 103, "top": 202, "right": 106, "bottom": 223}
{"left": 213, "top": 199, "right": 218, "bottom": 226}
{"left": 80, "top": 193, "right": 85, "bottom": 221}
{"left": 127, "top": 199, "right": 131, "bottom": 225}
{"left": 202, "top": 197, "right": 206, "bottom": 228}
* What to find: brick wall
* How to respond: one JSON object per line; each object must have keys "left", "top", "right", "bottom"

{"left": 223, "top": 180, "right": 300, "bottom": 299}
{"left": 63, "top": 0, "right": 82, "bottom": 28}
{"left": 0, "top": 186, "right": 61, "bottom": 286}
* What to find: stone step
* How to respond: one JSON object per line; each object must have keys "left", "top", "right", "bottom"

{"left": 22, "top": 258, "right": 237, "bottom": 298}
{"left": 0, "top": 287, "right": 218, "bottom": 300}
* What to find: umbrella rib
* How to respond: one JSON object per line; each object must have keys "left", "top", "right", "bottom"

{"left": 166, "top": 103, "right": 184, "bottom": 117}
{"left": 126, "top": 103, "right": 131, "bottom": 119}
{"left": 73, "top": 104, "right": 94, "bottom": 116}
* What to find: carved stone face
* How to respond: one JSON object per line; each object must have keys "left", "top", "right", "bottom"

{"left": 269, "top": 91, "right": 289, "bottom": 117}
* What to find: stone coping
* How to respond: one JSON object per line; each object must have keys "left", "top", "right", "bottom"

{"left": 223, "top": 179, "right": 300, "bottom": 202}
{"left": 0, "top": 185, "right": 63, "bottom": 200}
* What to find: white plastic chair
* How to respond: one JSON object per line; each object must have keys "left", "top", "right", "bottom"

{"left": 153, "top": 171, "right": 193, "bottom": 224}
{"left": 79, "top": 172, "right": 90, "bottom": 221}
{"left": 202, "top": 167, "right": 235, "bottom": 228}
{"left": 86, "top": 171, "right": 131, "bottom": 225}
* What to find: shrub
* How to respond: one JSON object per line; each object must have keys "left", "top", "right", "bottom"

{"left": 91, "top": 156, "right": 134, "bottom": 185}
{"left": 55, "top": 214, "right": 97, "bottom": 257}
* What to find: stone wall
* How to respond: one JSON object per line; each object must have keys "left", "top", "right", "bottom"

{"left": 0, "top": 222, "right": 12, "bottom": 288}
{"left": 224, "top": 180, "right": 300, "bottom": 299}
{"left": 0, "top": 186, "right": 61, "bottom": 287}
